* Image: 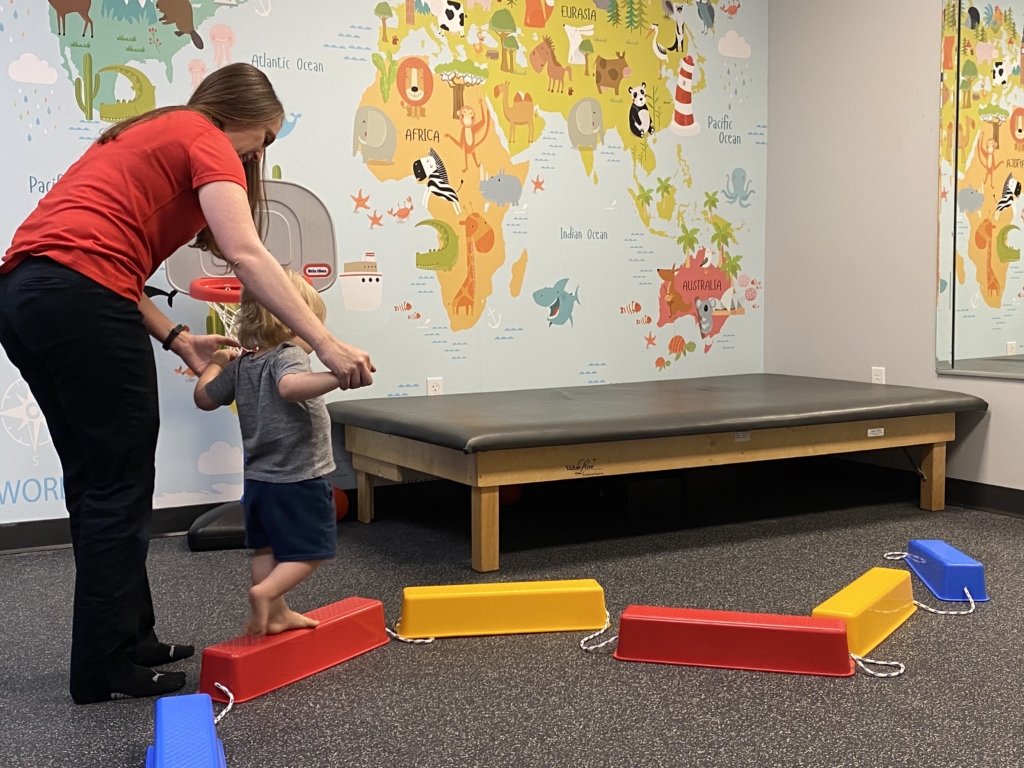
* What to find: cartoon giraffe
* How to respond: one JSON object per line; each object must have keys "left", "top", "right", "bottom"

{"left": 452, "top": 212, "right": 495, "bottom": 315}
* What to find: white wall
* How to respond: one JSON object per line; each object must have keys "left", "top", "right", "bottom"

{"left": 765, "top": 0, "right": 1024, "bottom": 490}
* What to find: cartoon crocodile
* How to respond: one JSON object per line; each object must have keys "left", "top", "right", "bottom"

{"left": 415, "top": 219, "right": 459, "bottom": 271}
{"left": 98, "top": 65, "right": 157, "bottom": 123}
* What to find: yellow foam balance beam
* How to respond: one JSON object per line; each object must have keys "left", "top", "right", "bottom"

{"left": 395, "top": 579, "right": 607, "bottom": 639}
{"left": 812, "top": 567, "right": 916, "bottom": 657}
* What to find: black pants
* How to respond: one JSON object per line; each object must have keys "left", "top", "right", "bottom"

{"left": 0, "top": 257, "right": 161, "bottom": 702}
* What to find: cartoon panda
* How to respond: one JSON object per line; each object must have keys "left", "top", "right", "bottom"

{"left": 994, "top": 60, "right": 1008, "bottom": 86}
{"left": 628, "top": 82, "right": 654, "bottom": 138}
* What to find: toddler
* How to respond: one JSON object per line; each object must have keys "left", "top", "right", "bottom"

{"left": 194, "top": 270, "right": 340, "bottom": 636}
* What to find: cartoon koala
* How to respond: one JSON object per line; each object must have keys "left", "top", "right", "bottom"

{"left": 628, "top": 82, "right": 654, "bottom": 138}
{"left": 695, "top": 298, "right": 715, "bottom": 338}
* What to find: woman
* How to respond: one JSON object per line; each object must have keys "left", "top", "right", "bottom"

{"left": 0, "top": 64, "right": 374, "bottom": 704}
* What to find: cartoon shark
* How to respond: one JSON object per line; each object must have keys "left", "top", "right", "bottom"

{"left": 533, "top": 278, "right": 580, "bottom": 326}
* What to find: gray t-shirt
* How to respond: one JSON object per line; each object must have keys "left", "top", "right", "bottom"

{"left": 204, "top": 343, "right": 336, "bottom": 483}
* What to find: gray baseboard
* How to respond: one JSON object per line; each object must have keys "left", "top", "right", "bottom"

{"left": 947, "top": 478, "right": 1024, "bottom": 518}
{"left": 0, "top": 503, "right": 222, "bottom": 555}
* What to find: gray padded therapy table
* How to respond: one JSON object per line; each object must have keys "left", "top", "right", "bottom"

{"left": 328, "top": 374, "right": 988, "bottom": 572}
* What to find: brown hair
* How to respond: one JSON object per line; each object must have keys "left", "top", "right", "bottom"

{"left": 236, "top": 270, "right": 326, "bottom": 351}
{"left": 98, "top": 63, "right": 284, "bottom": 254}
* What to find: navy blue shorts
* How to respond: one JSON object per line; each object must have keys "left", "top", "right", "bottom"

{"left": 243, "top": 477, "right": 337, "bottom": 562}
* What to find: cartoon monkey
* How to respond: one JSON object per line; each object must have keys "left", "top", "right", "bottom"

{"left": 397, "top": 57, "right": 434, "bottom": 118}
{"left": 979, "top": 137, "right": 1003, "bottom": 190}
{"left": 445, "top": 101, "right": 490, "bottom": 173}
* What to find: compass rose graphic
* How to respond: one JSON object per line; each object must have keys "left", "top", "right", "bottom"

{"left": 1, "top": 379, "right": 51, "bottom": 452}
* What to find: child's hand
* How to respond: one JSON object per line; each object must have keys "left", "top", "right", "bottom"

{"left": 211, "top": 348, "right": 239, "bottom": 368}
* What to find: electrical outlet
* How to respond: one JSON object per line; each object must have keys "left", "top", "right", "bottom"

{"left": 426, "top": 377, "right": 443, "bottom": 396}
{"left": 1008, "top": 341, "right": 1018, "bottom": 356}
{"left": 871, "top": 367, "right": 885, "bottom": 385}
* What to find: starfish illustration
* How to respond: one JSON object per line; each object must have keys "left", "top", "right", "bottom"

{"left": 531, "top": 175, "right": 545, "bottom": 193}
{"left": 940, "top": 187, "right": 949, "bottom": 201}
{"left": 368, "top": 210, "right": 384, "bottom": 229}
{"left": 352, "top": 189, "right": 370, "bottom": 212}
{"left": 644, "top": 332, "right": 657, "bottom": 348}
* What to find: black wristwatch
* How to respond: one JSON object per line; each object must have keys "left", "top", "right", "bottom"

{"left": 162, "top": 324, "right": 187, "bottom": 351}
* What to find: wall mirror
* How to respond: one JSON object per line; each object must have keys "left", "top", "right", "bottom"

{"left": 939, "top": 1, "right": 1024, "bottom": 378}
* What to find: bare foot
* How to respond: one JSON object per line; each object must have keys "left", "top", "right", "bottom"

{"left": 245, "top": 585, "right": 272, "bottom": 637}
{"left": 266, "top": 609, "right": 320, "bottom": 635}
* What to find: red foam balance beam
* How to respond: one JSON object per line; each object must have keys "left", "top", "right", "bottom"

{"left": 199, "top": 597, "right": 389, "bottom": 703}
{"left": 613, "top": 605, "right": 855, "bottom": 677}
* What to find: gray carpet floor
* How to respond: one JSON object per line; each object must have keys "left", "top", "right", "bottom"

{"left": 2, "top": 500, "right": 1023, "bottom": 768}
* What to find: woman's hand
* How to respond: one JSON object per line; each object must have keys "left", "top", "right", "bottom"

{"left": 172, "top": 332, "right": 240, "bottom": 375}
{"left": 314, "top": 336, "right": 375, "bottom": 390}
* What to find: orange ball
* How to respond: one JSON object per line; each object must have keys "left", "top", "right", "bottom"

{"left": 333, "top": 487, "right": 350, "bottom": 520}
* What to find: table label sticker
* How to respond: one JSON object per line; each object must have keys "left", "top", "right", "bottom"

{"left": 867, "top": 428, "right": 884, "bottom": 438}
{"left": 734, "top": 431, "right": 751, "bottom": 442}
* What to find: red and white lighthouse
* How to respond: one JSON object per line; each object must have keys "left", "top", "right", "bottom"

{"left": 670, "top": 55, "right": 700, "bottom": 137}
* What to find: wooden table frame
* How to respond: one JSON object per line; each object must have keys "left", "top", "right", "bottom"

{"left": 347, "top": 412, "right": 954, "bottom": 573}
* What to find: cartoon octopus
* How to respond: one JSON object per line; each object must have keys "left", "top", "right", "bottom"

{"left": 722, "top": 167, "right": 755, "bottom": 208}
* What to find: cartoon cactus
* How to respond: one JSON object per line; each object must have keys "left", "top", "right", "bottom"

{"left": 271, "top": 165, "right": 282, "bottom": 179}
{"left": 75, "top": 53, "right": 100, "bottom": 120}
{"left": 372, "top": 51, "right": 398, "bottom": 103}
{"left": 206, "top": 308, "right": 225, "bottom": 337}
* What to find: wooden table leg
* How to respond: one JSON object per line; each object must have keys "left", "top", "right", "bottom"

{"left": 920, "top": 442, "right": 947, "bottom": 512}
{"left": 357, "top": 470, "right": 375, "bottom": 523}
{"left": 472, "top": 486, "right": 500, "bottom": 573}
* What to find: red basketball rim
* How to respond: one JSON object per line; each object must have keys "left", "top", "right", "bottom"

{"left": 190, "top": 277, "right": 242, "bottom": 303}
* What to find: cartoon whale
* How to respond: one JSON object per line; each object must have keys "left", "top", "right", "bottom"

{"left": 533, "top": 278, "right": 580, "bottom": 326}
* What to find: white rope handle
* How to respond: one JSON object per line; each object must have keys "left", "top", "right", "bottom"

{"left": 851, "top": 654, "right": 906, "bottom": 678}
{"left": 914, "top": 587, "right": 976, "bottom": 615}
{"left": 385, "top": 623, "right": 435, "bottom": 645}
{"left": 580, "top": 611, "right": 618, "bottom": 652}
{"left": 883, "top": 552, "right": 977, "bottom": 614}
{"left": 213, "top": 683, "right": 234, "bottom": 725}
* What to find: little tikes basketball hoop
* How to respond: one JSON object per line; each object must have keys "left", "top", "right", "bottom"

{"left": 190, "top": 276, "right": 243, "bottom": 341}
{"left": 164, "top": 180, "right": 338, "bottom": 339}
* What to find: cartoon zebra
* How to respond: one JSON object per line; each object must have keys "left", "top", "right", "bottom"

{"left": 997, "top": 172, "right": 1021, "bottom": 213}
{"left": 412, "top": 148, "right": 463, "bottom": 214}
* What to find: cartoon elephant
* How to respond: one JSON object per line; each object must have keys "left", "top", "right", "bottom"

{"left": 352, "top": 106, "right": 396, "bottom": 164}
{"left": 567, "top": 98, "right": 605, "bottom": 149}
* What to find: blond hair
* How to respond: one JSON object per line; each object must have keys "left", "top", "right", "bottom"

{"left": 236, "top": 270, "right": 326, "bottom": 351}
{"left": 98, "top": 63, "right": 284, "bottom": 255}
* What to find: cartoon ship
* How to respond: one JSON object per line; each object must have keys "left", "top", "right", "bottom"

{"left": 339, "top": 252, "right": 382, "bottom": 312}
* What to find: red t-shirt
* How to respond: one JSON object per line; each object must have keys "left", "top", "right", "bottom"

{"left": 2, "top": 110, "right": 247, "bottom": 302}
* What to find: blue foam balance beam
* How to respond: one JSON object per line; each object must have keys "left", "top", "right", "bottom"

{"left": 145, "top": 693, "right": 226, "bottom": 768}
{"left": 906, "top": 539, "right": 989, "bottom": 602}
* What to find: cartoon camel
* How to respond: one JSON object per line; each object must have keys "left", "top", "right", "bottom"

{"left": 494, "top": 82, "right": 535, "bottom": 144}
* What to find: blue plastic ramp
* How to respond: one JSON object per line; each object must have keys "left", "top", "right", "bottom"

{"left": 145, "top": 693, "right": 226, "bottom": 768}
{"left": 906, "top": 539, "right": 990, "bottom": 602}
